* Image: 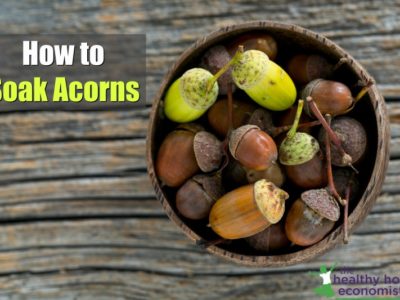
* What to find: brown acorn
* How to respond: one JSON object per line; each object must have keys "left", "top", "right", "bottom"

{"left": 287, "top": 54, "right": 332, "bottom": 85}
{"left": 302, "top": 79, "right": 353, "bottom": 116}
{"left": 209, "top": 179, "right": 289, "bottom": 239}
{"left": 156, "top": 127, "right": 200, "bottom": 187}
{"left": 318, "top": 117, "right": 367, "bottom": 167}
{"left": 176, "top": 174, "right": 223, "bottom": 220}
{"left": 207, "top": 98, "right": 256, "bottom": 137}
{"left": 228, "top": 33, "right": 278, "bottom": 60}
{"left": 156, "top": 126, "right": 223, "bottom": 187}
{"left": 246, "top": 163, "right": 285, "bottom": 187}
{"left": 285, "top": 154, "right": 327, "bottom": 189}
{"left": 229, "top": 125, "right": 277, "bottom": 171}
{"left": 245, "top": 222, "right": 291, "bottom": 252}
{"left": 285, "top": 189, "right": 340, "bottom": 246}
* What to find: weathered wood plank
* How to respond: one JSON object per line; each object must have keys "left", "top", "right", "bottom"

{"left": 0, "top": 110, "right": 149, "bottom": 144}
{"left": 0, "top": 218, "right": 396, "bottom": 275}
{"left": 0, "top": 175, "right": 153, "bottom": 204}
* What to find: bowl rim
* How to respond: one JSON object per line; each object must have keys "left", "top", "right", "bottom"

{"left": 146, "top": 20, "right": 390, "bottom": 266}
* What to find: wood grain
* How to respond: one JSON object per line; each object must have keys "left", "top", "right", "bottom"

{"left": 0, "top": 0, "right": 398, "bottom": 298}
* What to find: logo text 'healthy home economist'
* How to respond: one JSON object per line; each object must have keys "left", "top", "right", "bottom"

{"left": 310, "top": 263, "right": 400, "bottom": 299}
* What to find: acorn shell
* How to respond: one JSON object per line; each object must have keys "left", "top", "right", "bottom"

{"left": 318, "top": 117, "right": 367, "bottom": 166}
{"left": 176, "top": 174, "right": 223, "bottom": 220}
{"left": 193, "top": 131, "right": 223, "bottom": 172}
{"left": 279, "top": 132, "right": 320, "bottom": 166}
{"left": 301, "top": 189, "right": 340, "bottom": 222}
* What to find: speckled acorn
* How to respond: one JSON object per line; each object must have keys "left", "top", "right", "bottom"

{"left": 164, "top": 68, "right": 219, "bottom": 123}
{"left": 285, "top": 189, "right": 340, "bottom": 246}
{"left": 279, "top": 100, "right": 319, "bottom": 166}
{"left": 318, "top": 117, "right": 367, "bottom": 166}
{"left": 209, "top": 179, "right": 289, "bottom": 239}
{"left": 229, "top": 125, "right": 278, "bottom": 171}
{"left": 231, "top": 49, "right": 297, "bottom": 111}
{"left": 302, "top": 79, "right": 353, "bottom": 116}
{"left": 156, "top": 126, "right": 223, "bottom": 187}
{"left": 287, "top": 54, "right": 333, "bottom": 85}
{"left": 176, "top": 174, "right": 223, "bottom": 220}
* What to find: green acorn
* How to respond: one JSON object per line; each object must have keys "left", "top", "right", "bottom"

{"left": 164, "top": 68, "right": 219, "bottom": 123}
{"left": 279, "top": 100, "right": 320, "bottom": 165}
{"left": 232, "top": 49, "right": 297, "bottom": 111}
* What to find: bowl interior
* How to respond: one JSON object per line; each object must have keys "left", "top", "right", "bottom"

{"left": 147, "top": 22, "right": 388, "bottom": 266}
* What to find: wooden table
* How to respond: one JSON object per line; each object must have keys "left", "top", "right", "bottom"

{"left": 0, "top": 1, "right": 399, "bottom": 299}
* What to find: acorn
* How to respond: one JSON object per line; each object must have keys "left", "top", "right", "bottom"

{"left": 285, "top": 189, "right": 340, "bottom": 246}
{"left": 231, "top": 49, "right": 297, "bottom": 111}
{"left": 209, "top": 179, "right": 289, "bottom": 239}
{"left": 228, "top": 33, "right": 278, "bottom": 61}
{"left": 207, "top": 98, "right": 256, "bottom": 137}
{"left": 176, "top": 174, "right": 223, "bottom": 220}
{"left": 156, "top": 126, "right": 223, "bottom": 187}
{"left": 302, "top": 79, "right": 353, "bottom": 116}
{"left": 285, "top": 154, "right": 327, "bottom": 189}
{"left": 245, "top": 222, "right": 291, "bottom": 252}
{"left": 246, "top": 163, "right": 285, "bottom": 187}
{"left": 287, "top": 54, "right": 333, "bottom": 85}
{"left": 229, "top": 124, "right": 277, "bottom": 171}
{"left": 279, "top": 100, "right": 320, "bottom": 166}
{"left": 200, "top": 45, "right": 236, "bottom": 95}
{"left": 333, "top": 168, "right": 359, "bottom": 203}
{"left": 318, "top": 117, "right": 367, "bottom": 167}
{"left": 163, "top": 68, "right": 219, "bottom": 123}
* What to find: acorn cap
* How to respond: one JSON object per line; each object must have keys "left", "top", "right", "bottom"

{"left": 192, "top": 174, "right": 224, "bottom": 201}
{"left": 279, "top": 132, "right": 320, "bottom": 166}
{"left": 254, "top": 179, "right": 289, "bottom": 224}
{"left": 301, "top": 189, "right": 340, "bottom": 221}
{"left": 193, "top": 131, "right": 223, "bottom": 172}
{"left": 232, "top": 50, "right": 269, "bottom": 90}
{"left": 247, "top": 108, "right": 275, "bottom": 135}
{"left": 180, "top": 68, "right": 219, "bottom": 110}
{"left": 229, "top": 124, "right": 259, "bottom": 160}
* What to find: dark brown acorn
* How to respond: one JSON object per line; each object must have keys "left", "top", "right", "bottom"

{"left": 176, "top": 174, "right": 223, "bottom": 220}
{"left": 302, "top": 79, "right": 353, "bottom": 116}
{"left": 285, "top": 154, "right": 327, "bottom": 189}
{"left": 245, "top": 222, "right": 290, "bottom": 252}
{"left": 285, "top": 189, "right": 340, "bottom": 246}
{"left": 318, "top": 117, "right": 367, "bottom": 167}
{"left": 200, "top": 45, "right": 236, "bottom": 95}
{"left": 287, "top": 54, "right": 333, "bottom": 85}
{"left": 228, "top": 33, "right": 278, "bottom": 60}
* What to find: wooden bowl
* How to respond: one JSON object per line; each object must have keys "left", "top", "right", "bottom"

{"left": 146, "top": 21, "right": 390, "bottom": 266}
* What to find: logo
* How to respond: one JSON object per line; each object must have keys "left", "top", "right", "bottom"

{"left": 309, "top": 263, "right": 337, "bottom": 298}
{"left": 309, "top": 263, "right": 400, "bottom": 299}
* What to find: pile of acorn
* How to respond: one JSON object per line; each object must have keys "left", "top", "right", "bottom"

{"left": 155, "top": 33, "right": 371, "bottom": 253}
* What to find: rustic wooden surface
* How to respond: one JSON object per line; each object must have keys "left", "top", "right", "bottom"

{"left": 0, "top": 1, "right": 399, "bottom": 299}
